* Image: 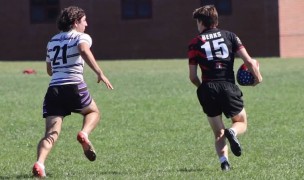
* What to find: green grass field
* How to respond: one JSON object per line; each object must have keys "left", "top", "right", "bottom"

{"left": 0, "top": 58, "right": 303, "bottom": 179}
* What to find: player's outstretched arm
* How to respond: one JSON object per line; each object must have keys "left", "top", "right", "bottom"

{"left": 78, "top": 43, "right": 114, "bottom": 90}
{"left": 237, "top": 48, "right": 263, "bottom": 86}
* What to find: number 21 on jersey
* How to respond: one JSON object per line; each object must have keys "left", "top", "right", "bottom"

{"left": 52, "top": 44, "right": 68, "bottom": 65}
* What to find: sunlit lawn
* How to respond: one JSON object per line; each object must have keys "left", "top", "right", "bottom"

{"left": 0, "top": 58, "right": 303, "bottom": 179}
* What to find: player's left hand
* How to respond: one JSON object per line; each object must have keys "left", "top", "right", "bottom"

{"left": 97, "top": 74, "right": 114, "bottom": 90}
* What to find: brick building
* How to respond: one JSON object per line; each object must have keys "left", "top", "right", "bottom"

{"left": 0, "top": 0, "right": 303, "bottom": 60}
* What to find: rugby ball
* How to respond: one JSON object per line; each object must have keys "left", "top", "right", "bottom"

{"left": 237, "top": 59, "right": 259, "bottom": 86}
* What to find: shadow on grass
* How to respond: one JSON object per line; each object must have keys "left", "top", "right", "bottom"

{"left": 0, "top": 174, "right": 33, "bottom": 179}
{"left": 178, "top": 167, "right": 204, "bottom": 173}
{"left": 0, "top": 168, "right": 204, "bottom": 179}
{"left": 96, "top": 168, "right": 205, "bottom": 177}
{"left": 99, "top": 171, "right": 126, "bottom": 175}
{"left": 0, "top": 173, "right": 55, "bottom": 179}
{"left": 89, "top": 168, "right": 205, "bottom": 176}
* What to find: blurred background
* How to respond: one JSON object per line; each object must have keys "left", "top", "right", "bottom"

{"left": 0, "top": 0, "right": 303, "bottom": 60}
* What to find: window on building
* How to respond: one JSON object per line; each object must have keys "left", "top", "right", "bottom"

{"left": 200, "top": 0, "right": 232, "bottom": 15}
{"left": 30, "top": 0, "right": 60, "bottom": 23}
{"left": 121, "top": 0, "right": 152, "bottom": 20}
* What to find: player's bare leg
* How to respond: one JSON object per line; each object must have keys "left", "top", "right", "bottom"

{"left": 33, "top": 116, "right": 63, "bottom": 177}
{"left": 80, "top": 100, "right": 100, "bottom": 134}
{"left": 77, "top": 100, "right": 100, "bottom": 161}
{"left": 225, "top": 108, "right": 247, "bottom": 157}
{"left": 208, "top": 115, "right": 230, "bottom": 170}
{"left": 37, "top": 116, "right": 63, "bottom": 164}
{"left": 231, "top": 108, "right": 247, "bottom": 135}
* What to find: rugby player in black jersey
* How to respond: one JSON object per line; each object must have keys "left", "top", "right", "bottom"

{"left": 188, "top": 5, "right": 262, "bottom": 171}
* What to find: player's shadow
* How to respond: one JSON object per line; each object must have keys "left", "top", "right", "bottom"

{"left": 177, "top": 167, "right": 205, "bottom": 173}
{"left": 98, "top": 168, "right": 204, "bottom": 177}
{"left": 0, "top": 174, "right": 33, "bottom": 179}
{"left": 99, "top": 171, "right": 126, "bottom": 175}
{"left": 0, "top": 173, "right": 55, "bottom": 179}
{"left": 0, "top": 168, "right": 203, "bottom": 179}
{"left": 0, "top": 171, "right": 125, "bottom": 179}
{"left": 99, "top": 168, "right": 204, "bottom": 176}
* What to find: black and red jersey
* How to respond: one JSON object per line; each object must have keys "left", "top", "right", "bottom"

{"left": 188, "top": 28, "right": 244, "bottom": 83}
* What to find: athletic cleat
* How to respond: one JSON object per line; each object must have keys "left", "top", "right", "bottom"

{"left": 225, "top": 129, "right": 242, "bottom": 156}
{"left": 32, "top": 162, "right": 46, "bottom": 178}
{"left": 77, "top": 131, "right": 96, "bottom": 161}
{"left": 221, "top": 161, "right": 230, "bottom": 171}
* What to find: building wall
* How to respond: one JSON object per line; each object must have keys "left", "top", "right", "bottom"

{"left": 279, "top": 0, "right": 304, "bottom": 58}
{"left": 215, "top": 0, "right": 280, "bottom": 58}
{"left": 0, "top": 1, "right": 56, "bottom": 60}
{"left": 0, "top": 0, "right": 291, "bottom": 60}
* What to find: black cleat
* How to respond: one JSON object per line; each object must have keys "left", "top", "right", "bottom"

{"left": 221, "top": 161, "right": 230, "bottom": 171}
{"left": 225, "top": 129, "right": 242, "bottom": 156}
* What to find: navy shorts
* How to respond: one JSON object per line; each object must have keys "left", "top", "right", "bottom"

{"left": 42, "top": 82, "right": 92, "bottom": 118}
{"left": 196, "top": 81, "right": 244, "bottom": 118}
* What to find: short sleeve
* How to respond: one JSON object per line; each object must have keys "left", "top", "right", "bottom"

{"left": 231, "top": 33, "right": 244, "bottom": 52}
{"left": 78, "top": 33, "right": 92, "bottom": 47}
{"left": 188, "top": 37, "right": 200, "bottom": 65}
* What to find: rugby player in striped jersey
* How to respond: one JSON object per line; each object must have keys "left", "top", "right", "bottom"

{"left": 32, "top": 6, "right": 113, "bottom": 178}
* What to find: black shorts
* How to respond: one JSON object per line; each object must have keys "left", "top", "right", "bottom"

{"left": 42, "top": 82, "right": 92, "bottom": 118}
{"left": 196, "top": 81, "right": 244, "bottom": 118}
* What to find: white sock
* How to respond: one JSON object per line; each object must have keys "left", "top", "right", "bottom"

{"left": 230, "top": 128, "right": 237, "bottom": 136}
{"left": 81, "top": 131, "right": 88, "bottom": 138}
{"left": 36, "top": 162, "right": 45, "bottom": 169}
{"left": 219, "top": 156, "right": 228, "bottom": 163}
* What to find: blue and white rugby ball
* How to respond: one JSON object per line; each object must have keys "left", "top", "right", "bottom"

{"left": 237, "top": 59, "right": 259, "bottom": 86}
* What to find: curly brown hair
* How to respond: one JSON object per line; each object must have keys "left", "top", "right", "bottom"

{"left": 57, "top": 6, "right": 86, "bottom": 32}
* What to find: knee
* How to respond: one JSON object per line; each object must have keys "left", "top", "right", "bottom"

{"left": 232, "top": 110, "right": 247, "bottom": 125}
{"left": 86, "top": 107, "right": 101, "bottom": 121}
{"left": 96, "top": 110, "right": 101, "bottom": 120}
{"left": 243, "top": 125, "right": 247, "bottom": 132}
{"left": 96, "top": 107, "right": 100, "bottom": 115}
{"left": 81, "top": 100, "right": 100, "bottom": 116}
{"left": 93, "top": 107, "right": 101, "bottom": 118}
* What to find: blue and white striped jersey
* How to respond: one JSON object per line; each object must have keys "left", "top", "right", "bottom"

{"left": 46, "top": 30, "right": 92, "bottom": 86}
